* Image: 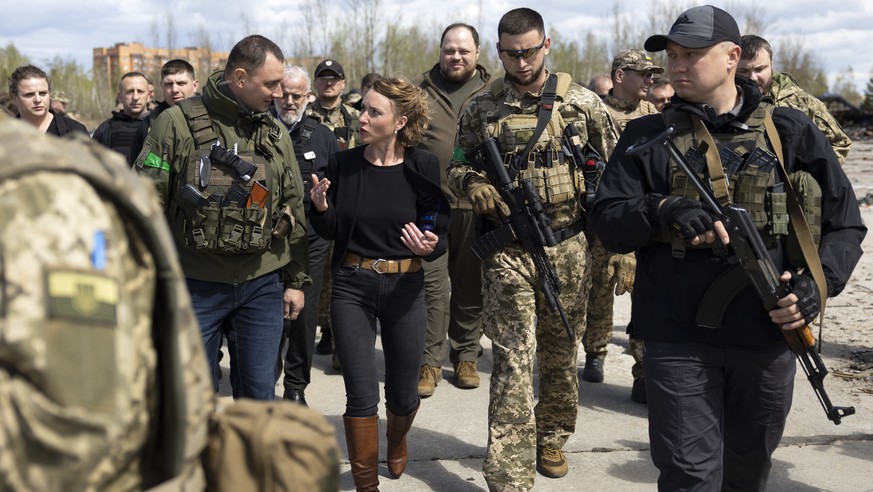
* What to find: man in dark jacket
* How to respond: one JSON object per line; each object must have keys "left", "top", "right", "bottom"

{"left": 412, "top": 23, "right": 491, "bottom": 397}
{"left": 590, "top": 6, "right": 866, "bottom": 490}
{"left": 272, "top": 64, "right": 340, "bottom": 405}
{"left": 129, "top": 59, "right": 200, "bottom": 164}
{"left": 93, "top": 72, "right": 150, "bottom": 162}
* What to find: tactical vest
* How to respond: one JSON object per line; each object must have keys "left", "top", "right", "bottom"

{"left": 103, "top": 117, "right": 141, "bottom": 157}
{"left": 488, "top": 73, "right": 586, "bottom": 212}
{"left": 663, "top": 102, "right": 822, "bottom": 263}
{"left": 176, "top": 97, "right": 274, "bottom": 253}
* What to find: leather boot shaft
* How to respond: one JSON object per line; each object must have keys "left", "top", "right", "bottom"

{"left": 343, "top": 415, "right": 380, "bottom": 492}
{"left": 386, "top": 407, "right": 417, "bottom": 479}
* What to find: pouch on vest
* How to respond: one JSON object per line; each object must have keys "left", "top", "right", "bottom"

{"left": 490, "top": 77, "right": 583, "bottom": 208}
{"left": 176, "top": 98, "right": 275, "bottom": 254}
{"left": 784, "top": 170, "right": 822, "bottom": 267}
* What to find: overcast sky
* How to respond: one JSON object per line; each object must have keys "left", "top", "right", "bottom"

{"left": 3, "top": 0, "right": 872, "bottom": 94}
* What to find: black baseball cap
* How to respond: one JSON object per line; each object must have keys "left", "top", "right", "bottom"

{"left": 644, "top": 5, "right": 741, "bottom": 52}
{"left": 314, "top": 59, "right": 345, "bottom": 79}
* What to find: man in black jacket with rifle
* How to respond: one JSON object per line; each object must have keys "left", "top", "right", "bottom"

{"left": 591, "top": 5, "right": 866, "bottom": 491}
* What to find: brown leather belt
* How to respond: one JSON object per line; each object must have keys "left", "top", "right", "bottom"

{"left": 343, "top": 253, "right": 422, "bottom": 274}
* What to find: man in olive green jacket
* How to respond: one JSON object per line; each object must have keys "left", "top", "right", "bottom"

{"left": 413, "top": 23, "right": 491, "bottom": 396}
{"left": 135, "top": 35, "right": 309, "bottom": 400}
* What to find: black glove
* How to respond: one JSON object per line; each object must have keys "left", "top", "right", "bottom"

{"left": 657, "top": 195, "right": 715, "bottom": 240}
{"left": 788, "top": 272, "right": 821, "bottom": 326}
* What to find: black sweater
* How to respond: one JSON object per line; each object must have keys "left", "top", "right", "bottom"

{"left": 311, "top": 145, "right": 451, "bottom": 273}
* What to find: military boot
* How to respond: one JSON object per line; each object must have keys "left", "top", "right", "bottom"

{"left": 417, "top": 365, "right": 441, "bottom": 397}
{"left": 581, "top": 357, "right": 604, "bottom": 383}
{"left": 453, "top": 360, "right": 480, "bottom": 389}
{"left": 536, "top": 447, "right": 569, "bottom": 478}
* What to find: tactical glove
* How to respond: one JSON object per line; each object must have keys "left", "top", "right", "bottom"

{"left": 468, "top": 178, "right": 510, "bottom": 217}
{"left": 607, "top": 253, "right": 636, "bottom": 296}
{"left": 657, "top": 195, "right": 715, "bottom": 241}
{"left": 788, "top": 272, "right": 821, "bottom": 326}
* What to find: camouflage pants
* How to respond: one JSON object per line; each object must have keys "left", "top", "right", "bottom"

{"left": 581, "top": 236, "right": 614, "bottom": 359}
{"left": 583, "top": 237, "right": 647, "bottom": 380}
{"left": 482, "top": 233, "right": 591, "bottom": 492}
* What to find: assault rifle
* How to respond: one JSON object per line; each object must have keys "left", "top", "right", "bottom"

{"left": 626, "top": 126, "right": 855, "bottom": 425}
{"left": 467, "top": 138, "right": 574, "bottom": 342}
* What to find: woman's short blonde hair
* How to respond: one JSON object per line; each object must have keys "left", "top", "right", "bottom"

{"left": 370, "top": 77, "right": 430, "bottom": 147}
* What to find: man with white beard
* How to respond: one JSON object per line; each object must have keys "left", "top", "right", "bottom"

{"left": 273, "top": 64, "right": 340, "bottom": 405}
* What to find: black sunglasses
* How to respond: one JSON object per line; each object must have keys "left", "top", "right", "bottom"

{"left": 497, "top": 37, "right": 546, "bottom": 60}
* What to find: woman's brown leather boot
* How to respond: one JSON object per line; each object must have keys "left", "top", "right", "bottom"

{"left": 386, "top": 407, "right": 418, "bottom": 478}
{"left": 343, "top": 415, "right": 380, "bottom": 491}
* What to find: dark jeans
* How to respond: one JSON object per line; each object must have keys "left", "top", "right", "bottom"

{"left": 331, "top": 264, "right": 426, "bottom": 417}
{"left": 645, "top": 340, "right": 795, "bottom": 491}
{"left": 281, "top": 231, "right": 330, "bottom": 392}
{"left": 187, "top": 271, "right": 285, "bottom": 400}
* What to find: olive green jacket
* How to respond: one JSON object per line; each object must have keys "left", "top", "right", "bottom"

{"left": 767, "top": 71, "right": 852, "bottom": 164}
{"left": 134, "top": 70, "right": 309, "bottom": 288}
{"left": 413, "top": 64, "right": 491, "bottom": 209}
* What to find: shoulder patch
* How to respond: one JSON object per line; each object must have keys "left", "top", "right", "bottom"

{"left": 45, "top": 269, "right": 118, "bottom": 325}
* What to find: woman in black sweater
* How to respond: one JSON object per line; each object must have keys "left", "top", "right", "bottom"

{"left": 8, "top": 65, "right": 88, "bottom": 137}
{"left": 310, "top": 77, "right": 449, "bottom": 491}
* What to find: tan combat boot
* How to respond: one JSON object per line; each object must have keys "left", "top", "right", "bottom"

{"left": 453, "top": 360, "right": 480, "bottom": 389}
{"left": 536, "top": 446, "right": 569, "bottom": 478}
{"left": 417, "top": 365, "right": 441, "bottom": 397}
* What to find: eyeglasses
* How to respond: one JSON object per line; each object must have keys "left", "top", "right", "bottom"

{"left": 623, "top": 69, "right": 655, "bottom": 81}
{"left": 497, "top": 37, "right": 546, "bottom": 60}
{"left": 281, "top": 92, "right": 307, "bottom": 101}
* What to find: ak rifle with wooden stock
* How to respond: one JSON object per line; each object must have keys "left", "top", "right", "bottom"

{"left": 626, "top": 126, "right": 854, "bottom": 425}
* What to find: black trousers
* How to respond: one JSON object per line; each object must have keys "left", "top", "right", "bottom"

{"left": 645, "top": 340, "right": 795, "bottom": 492}
{"left": 281, "top": 231, "right": 330, "bottom": 392}
{"left": 331, "top": 263, "right": 426, "bottom": 417}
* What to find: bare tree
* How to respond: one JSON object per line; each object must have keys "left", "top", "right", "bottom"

{"left": 775, "top": 36, "right": 828, "bottom": 95}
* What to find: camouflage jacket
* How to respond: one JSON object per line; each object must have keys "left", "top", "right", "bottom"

{"left": 0, "top": 114, "right": 213, "bottom": 491}
{"left": 448, "top": 72, "right": 618, "bottom": 228}
{"left": 767, "top": 71, "right": 851, "bottom": 164}
{"left": 602, "top": 93, "right": 659, "bottom": 134}
{"left": 308, "top": 100, "right": 360, "bottom": 149}
{"left": 134, "top": 70, "right": 309, "bottom": 288}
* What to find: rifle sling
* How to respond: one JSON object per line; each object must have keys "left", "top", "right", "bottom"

{"left": 513, "top": 74, "right": 559, "bottom": 172}
{"left": 686, "top": 113, "right": 827, "bottom": 334}
{"left": 762, "top": 111, "right": 828, "bottom": 332}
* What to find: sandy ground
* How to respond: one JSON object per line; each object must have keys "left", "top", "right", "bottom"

{"left": 820, "top": 137, "right": 873, "bottom": 396}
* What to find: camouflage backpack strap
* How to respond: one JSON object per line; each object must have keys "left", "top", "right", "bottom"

{"left": 178, "top": 97, "right": 220, "bottom": 149}
{"left": 0, "top": 128, "right": 198, "bottom": 487}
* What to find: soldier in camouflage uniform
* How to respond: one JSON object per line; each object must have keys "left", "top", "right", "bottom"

{"left": 582, "top": 50, "right": 660, "bottom": 403}
{"left": 0, "top": 112, "right": 214, "bottom": 490}
{"left": 738, "top": 34, "right": 851, "bottom": 164}
{"left": 448, "top": 8, "right": 617, "bottom": 491}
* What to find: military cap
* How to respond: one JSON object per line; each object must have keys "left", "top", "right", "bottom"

{"left": 52, "top": 91, "right": 70, "bottom": 104}
{"left": 612, "top": 50, "right": 664, "bottom": 74}
{"left": 645, "top": 5, "right": 741, "bottom": 52}
{"left": 315, "top": 59, "right": 345, "bottom": 79}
